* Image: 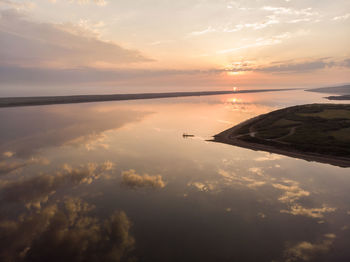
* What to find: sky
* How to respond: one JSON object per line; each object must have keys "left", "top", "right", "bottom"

{"left": 0, "top": 0, "right": 350, "bottom": 95}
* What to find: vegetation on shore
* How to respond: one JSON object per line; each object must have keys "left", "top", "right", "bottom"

{"left": 215, "top": 104, "right": 350, "bottom": 165}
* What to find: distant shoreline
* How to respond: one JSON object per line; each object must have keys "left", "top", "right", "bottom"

{"left": 306, "top": 84, "right": 350, "bottom": 96}
{"left": 213, "top": 104, "right": 350, "bottom": 168}
{"left": 306, "top": 84, "right": 350, "bottom": 101}
{"left": 0, "top": 89, "right": 293, "bottom": 108}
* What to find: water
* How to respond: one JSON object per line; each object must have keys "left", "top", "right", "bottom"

{"left": 0, "top": 90, "right": 349, "bottom": 262}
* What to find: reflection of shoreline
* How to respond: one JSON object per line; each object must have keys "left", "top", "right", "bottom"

{"left": 0, "top": 89, "right": 294, "bottom": 108}
{"left": 213, "top": 111, "right": 350, "bottom": 168}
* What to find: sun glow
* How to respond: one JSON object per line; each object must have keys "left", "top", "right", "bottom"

{"left": 226, "top": 97, "right": 243, "bottom": 104}
{"left": 227, "top": 71, "right": 244, "bottom": 76}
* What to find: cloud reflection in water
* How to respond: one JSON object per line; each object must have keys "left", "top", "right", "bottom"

{"left": 0, "top": 162, "right": 114, "bottom": 209}
{"left": 121, "top": 169, "right": 166, "bottom": 189}
{"left": 0, "top": 198, "right": 135, "bottom": 262}
{"left": 0, "top": 104, "right": 151, "bottom": 158}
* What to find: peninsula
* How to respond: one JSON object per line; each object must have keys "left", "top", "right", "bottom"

{"left": 0, "top": 88, "right": 293, "bottom": 108}
{"left": 307, "top": 84, "right": 350, "bottom": 101}
{"left": 214, "top": 104, "right": 350, "bottom": 167}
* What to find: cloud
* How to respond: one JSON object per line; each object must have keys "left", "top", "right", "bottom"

{"left": 187, "top": 181, "right": 218, "bottom": 192}
{"left": 121, "top": 169, "right": 166, "bottom": 189}
{"left": 248, "top": 167, "right": 264, "bottom": 176}
{"left": 71, "top": 0, "right": 108, "bottom": 6}
{"left": 256, "top": 60, "right": 330, "bottom": 72}
{"left": 255, "top": 153, "right": 282, "bottom": 161}
{"left": 2, "top": 151, "right": 14, "bottom": 158}
{"left": 190, "top": 6, "right": 319, "bottom": 37}
{"left": 0, "top": 0, "right": 35, "bottom": 9}
{"left": 64, "top": 132, "right": 110, "bottom": 151}
{"left": 333, "top": 13, "right": 350, "bottom": 21}
{"left": 0, "top": 198, "right": 135, "bottom": 262}
{"left": 49, "top": 0, "right": 108, "bottom": 6}
{"left": 280, "top": 205, "right": 336, "bottom": 219}
{"left": 262, "top": 6, "right": 317, "bottom": 17}
{"left": 0, "top": 158, "right": 49, "bottom": 176}
{"left": 217, "top": 169, "right": 266, "bottom": 189}
{"left": 1, "top": 55, "right": 348, "bottom": 86}
{"left": 0, "top": 66, "right": 221, "bottom": 86}
{"left": 217, "top": 32, "right": 297, "bottom": 54}
{"left": 189, "top": 26, "right": 216, "bottom": 36}
{"left": 272, "top": 179, "right": 336, "bottom": 219}
{"left": 342, "top": 58, "right": 350, "bottom": 68}
{"left": 217, "top": 168, "right": 335, "bottom": 219}
{"left": 219, "top": 167, "right": 337, "bottom": 220}
{"left": 0, "top": 65, "right": 220, "bottom": 87}
{"left": 227, "top": 58, "right": 350, "bottom": 73}
{"left": 0, "top": 162, "right": 114, "bottom": 208}
{"left": 272, "top": 180, "right": 310, "bottom": 203}
{"left": 261, "top": 6, "right": 320, "bottom": 25}
{"left": 284, "top": 234, "right": 336, "bottom": 262}
{"left": 0, "top": 9, "right": 152, "bottom": 68}
{"left": 223, "top": 17, "right": 279, "bottom": 33}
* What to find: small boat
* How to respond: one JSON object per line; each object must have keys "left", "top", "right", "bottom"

{"left": 183, "top": 133, "right": 194, "bottom": 138}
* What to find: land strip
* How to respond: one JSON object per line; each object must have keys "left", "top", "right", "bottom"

{"left": 0, "top": 89, "right": 293, "bottom": 108}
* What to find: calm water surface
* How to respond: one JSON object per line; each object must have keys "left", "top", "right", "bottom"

{"left": 0, "top": 90, "right": 350, "bottom": 262}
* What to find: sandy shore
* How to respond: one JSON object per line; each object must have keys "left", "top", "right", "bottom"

{"left": 0, "top": 88, "right": 293, "bottom": 108}
{"left": 213, "top": 114, "right": 350, "bottom": 168}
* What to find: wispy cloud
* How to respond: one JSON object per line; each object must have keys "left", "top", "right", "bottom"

{"left": 217, "top": 32, "right": 296, "bottom": 54}
{"left": 1, "top": 55, "right": 349, "bottom": 86}
{"left": 262, "top": 6, "right": 317, "bottom": 16}
{"left": 333, "top": 13, "right": 350, "bottom": 21}
{"left": 189, "top": 26, "right": 216, "bottom": 36}
{"left": 190, "top": 6, "right": 320, "bottom": 37}
{"left": 226, "top": 57, "right": 350, "bottom": 73}
{"left": 0, "top": 0, "right": 35, "bottom": 9}
{"left": 51, "top": 0, "right": 108, "bottom": 6}
{"left": 217, "top": 167, "right": 337, "bottom": 220}
{"left": 280, "top": 205, "right": 336, "bottom": 219}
